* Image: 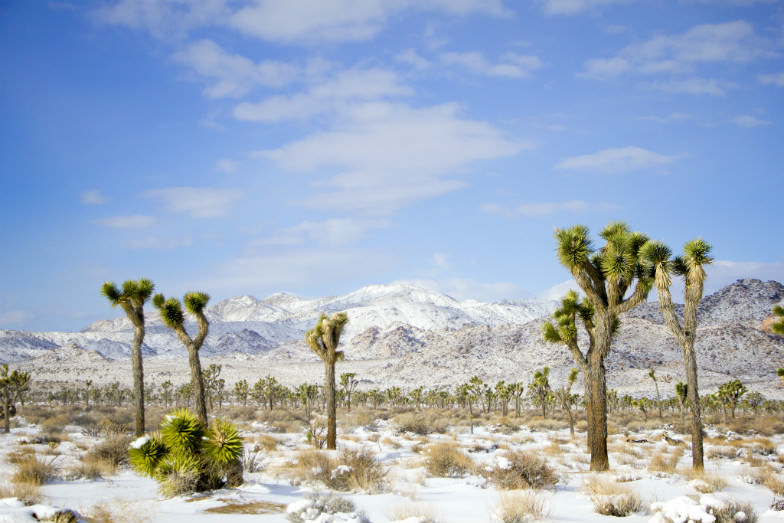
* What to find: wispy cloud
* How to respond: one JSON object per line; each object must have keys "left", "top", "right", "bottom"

{"left": 759, "top": 72, "right": 784, "bottom": 86}
{"left": 555, "top": 146, "right": 679, "bottom": 174}
{"left": 97, "top": 215, "right": 155, "bottom": 229}
{"left": 396, "top": 48, "right": 431, "bottom": 70}
{"left": 541, "top": 0, "right": 630, "bottom": 16}
{"left": 732, "top": 114, "right": 772, "bottom": 127}
{"left": 481, "top": 200, "right": 620, "bottom": 218}
{"left": 173, "top": 39, "right": 298, "bottom": 99}
{"left": 145, "top": 187, "right": 242, "bottom": 218}
{"left": 130, "top": 236, "right": 194, "bottom": 249}
{"left": 256, "top": 102, "right": 526, "bottom": 214}
{"left": 251, "top": 218, "right": 393, "bottom": 247}
{"left": 234, "top": 67, "right": 412, "bottom": 123}
{"left": 80, "top": 189, "right": 109, "bottom": 205}
{"left": 441, "top": 51, "right": 542, "bottom": 78}
{"left": 580, "top": 20, "right": 773, "bottom": 95}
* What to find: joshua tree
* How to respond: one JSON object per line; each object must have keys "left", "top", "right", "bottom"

{"left": 555, "top": 368, "right": 580, "bottom": 439}
{"left": 648, "top": 368, "right": 663, "bottom": 419}
{"left": 234, "top": 379, "right": 249, "bottom": 407}
{"left": 675, "top": 382, "right": 688, "bottom": 426}
{"left": 772, "top": 305, "right": 784, "bottom": 336}
{"left": 340, "top": 372, "right": 359, "bottom": 411}
{"left": 543, "top": 222, "right": 654, "bottom": 471}
{"left": 305, "top": 312, "right": 348, "bottom": 450}
{"left": 9, "top": 370, "right": 30, "bottom": 412}
{"left": 101, "top": 278, "right": 154, "bottom": 437}
{"left": 153, "top": 291, "right": 210, "bottom": 425}
{"left": 1, "top": 365, "right": 12, "bottom": 433}
{"left": 528, "top": 367, "right": 553, "bottom": 418}
{"left": 717, "top": 379, "right": 747, "bottom": 420}
{"left": 641, "top": 238, "right": 712, "bottom": 471}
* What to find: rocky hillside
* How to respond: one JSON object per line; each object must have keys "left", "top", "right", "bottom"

{"left": 4, "top": 279, "right": 784, "bottom": 394}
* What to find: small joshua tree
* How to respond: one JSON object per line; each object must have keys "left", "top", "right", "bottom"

{"left": 717, "top": 379, "right": 747, "bottom": 420}
{"left": 129, "top": 409, "right": 243, "bottom": 496}
{"left": 772, "top": 305, "right": 784, "bottom": 336}
{"left": 528, "top": 367, "right": 553, "bottom": 418}
{"left": 153, "top": 291, "right": 210, "bottom": 425}
{"left": 101, "top": 278, "right": 154, "bottom": 437}
{"left": 555, "top": 368, "right": 580, "bottom": 439}
{"left": 340, "top": 372, "right": 359, "bottom": 411}
{"left": 305, "top": 312, "right": 348, "bottom": 450}
{"left": 641, "top": 238, "right": 712, "bottom": 470}
{"left": 648, "top": 368, "right": 663, "bottom": 419}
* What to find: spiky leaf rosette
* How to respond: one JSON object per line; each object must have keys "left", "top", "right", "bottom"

{"left": 161, "top": 409, "right": 204, "bottom": 456}
{"left": 203, "top": 419, "right": 243, "bottom": 466}
{"left": 184, "top": 292, "right": 210, "bottom": 314}
{"left": 157, "top": 453, "right": 201, "bottom": 497}
{"left": 129, "top": 434, "right": 168, "bottom": 477}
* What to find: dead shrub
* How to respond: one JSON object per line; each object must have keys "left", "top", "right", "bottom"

{"left": 394, "top": 411, "right": 448, "bottom": 435}
{"left": 584, "top": 475, "right": 641, "bottom": 517}
{"left": 290, "top": 448, "right": 385, "bottom": 493}
{"left": 85, "top": 435, "right": 133, "bottom": 468}
{"left": 12, "top": 453, "right": 58, "bottom": 486}
{"left": 484, "top": 450, "right": 557, "bottom": 490}
{"left": 493, "top": 490, "right": 550, "bottom": 523}
{"left": 425, "top": 442, "right": 475, "bottom": 478}
{"left": 711, "top": 500, "right": 757, "bottom": 523}
{"left": 649, "top": 447, "right": 683, "bottom": 474}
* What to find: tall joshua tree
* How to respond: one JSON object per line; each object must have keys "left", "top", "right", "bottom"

{"left": 101, "top": 278, "right": 154, "bottom": 437}
{"left": 153, "top": 291, "right": 210, "bottom": 425}
{"left": 305, "top": 312, "right": 348, "bottom": 450}
{"left": 641, "top": 238, "right": 712, "bottom": 471}
{"left": 543, "top": 222, "right": 653, "bottom": 471}
{"left": 648, "top": 368, "right": 663, "bottom": 419}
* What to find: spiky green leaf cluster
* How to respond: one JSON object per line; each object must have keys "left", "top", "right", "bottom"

{"left": 204, "top": 419, "right": 243, "bottom": 466}
{"left": 555, "top": 225, "right": 591, "bottom": 269}
{"left": 101, "top": 279, "right": 154, "bottom": 307}
{"left": 129, "top": 435, "right": 167, "bottom": 477}
{"left": 153, "top": 294, "right": 185, "bottom": 328}
{"left": 161, "top": 409, "right": 203, "bottom": 456}
{"left": 773, "top": 305, "right": 784, "bottom": 336}
{"left": 184, "top": 292, "right": 210, "bottom": 315}
{"left": 541, "top": 290, "right": 593, "bottom": 344}
{"left": 128, "top": 410, "right": 244, "bottom": 497}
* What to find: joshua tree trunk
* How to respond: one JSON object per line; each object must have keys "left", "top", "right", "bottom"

{"left": 129, "top": 313, "right": 146, "bottom": 436}
{"left": 325, "top": 360, "right": 337, "bottom": 450}
{"left": 586, "top": 353, "right": 609, "bottom": 471}
{"left": 174, "top": 314, "right": 210, "bottom": 426}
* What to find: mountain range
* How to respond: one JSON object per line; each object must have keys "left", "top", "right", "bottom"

{"left": 2, "top": 279, "right": 783, "bottom": 395}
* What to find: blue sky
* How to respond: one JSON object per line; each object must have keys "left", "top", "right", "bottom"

{"left": 1, "top": 0, "right": 783, "bottom": 332}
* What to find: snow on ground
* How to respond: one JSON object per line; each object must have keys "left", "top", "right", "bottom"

{"left": 3, "top": 410, "right": 784, "bottom": 523}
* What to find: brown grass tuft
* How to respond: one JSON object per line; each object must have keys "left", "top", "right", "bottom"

{"left": 484, "top": 450, "right": 557, "bottom": 490}
{"left": 425, "top": 442, "right": 475, "bottom": 478}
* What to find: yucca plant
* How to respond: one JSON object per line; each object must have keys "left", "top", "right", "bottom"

{"left": 128, "top": 409, "right": 243, "bottom": 496}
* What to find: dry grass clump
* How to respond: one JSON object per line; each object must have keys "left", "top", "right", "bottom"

{"left": 524, "top": 416, "right": 568, "bottom": 432}
{"left": 681, "top": 469, "right": 727, "bottom": 494}
{"left": 393, "top": 411, "right": 448, "bottom": 435}
{"left": 425, "top": 442, "right": 475, "bottom": 478}
{"left": 290, "top": 448, "right": 385, "bottom": 493}
{"left": 492, "top": 490, "right": 550, "bottom": 523}
{"left": 340, "top": 408, "right": 377, "bottom": 430}
{"left": 85, "top": 434, "right": 133, "bottom": 469}
{"left": 0, "top": 482, "right": 41, "bottom": 506}
{"left": 287, "top": 492, "right": 367, "bottom": 523}
{"left": 584, "top": 475, "right": 641, "bottom": 517}
{"left": 711, "top": 500, "right": 758, "bottom": 523}
{"left": 484, "top": 450, "right": 557, "bottom": 490}
{"left": 389, "top": 501, "right": 440, "bottom": 523}
{"left": 707, "top": 445, "right": 740, "bottom": 460}
{"left": 256, "top": 409, "right": 307, "bottom": 433}
{"left": 12, "top": 453, "right": 58, "bottom": 486}
{"left": 648, "top": 447, "right": 684, "bottom": 474}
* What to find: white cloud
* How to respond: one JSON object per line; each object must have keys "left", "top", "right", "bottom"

{"left": 97, "top": 215, "right": 156, "bottom": 229}
{"left": 396, "top": 48, "right": 431, "bottom": 70}
{"left": 130, "top": 236, "right": 193, "bottom": 249}
{"left": 401, "top": 277, "right": 530, "bottom": 302}
{"left": 172, "top": 39, "right": 298, "bottom": 99}
{"left": 252, "top": 218, "right": 393, "bottom": 247}
{"left": 234, "top": 67, "right": 412, "bottom": 123}
{"left": 228, "top": 0, "right": 511, "bottom": 44}
{"left": 554, "top": 146, "right": 679, "bottom": 174}
{"left": 441, "top": 51, "right": 542, "bottom": 78}
{"left": 256, "top": 102, "right": 526, "bottom": 214}
{"left": 541, "top": 0, "right": 630, "bottom": 15}
{"left": 732, "top": 114, "right": 772, "bottom": 127}
{"left": 216, "top": 159, "right": 239, "bottom": 173}
{"left": 91, "top": 0, "right": 227, "bottom": 38}
{"left": 580, "top": 20, "right": 773, "bottom": 91}
{"left": 145, "top": 187, "right": 242, "bottom": 218}
{"left": 481, "top": 200, "right": 620, "bottom": 218}
{"left": 80, "top": 189, "right": 109, "bottom": 205}
{"left": 538, "top": 279, "right": 580, "bottom": 301}
{"left": 759, "top": 72, "right": 784, "bottom": 86}
{"left": 198, "top": 248, "right": 392, "bottom": 295}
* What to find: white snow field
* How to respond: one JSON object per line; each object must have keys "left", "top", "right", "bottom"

{"left": 2, "top": 407, "right": 784, "bottom": 523}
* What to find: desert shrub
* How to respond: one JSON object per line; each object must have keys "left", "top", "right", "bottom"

{"left": 389, "top": 501, "right": 440, "bottom": 523}
{"left": 286, "top": 492, "right": 368, "bottom": 523}
{"left": 484, "top": 450, "right": 557, "bottom": 490}
{"left": 394, "top": 411, "right": 448, "bottom": 435}
{"left": 425, "top": 442, "right": 475, "bottom": 478}
{"left": 128, "top": 409, "right": 243, "bottom": 497}
{"left": 584, "top": 475, "right": 641, "bottom": 516}
{"left": 0, "top": 482, "right": 41, "bottom": 506}
{"left": 652, "top": 495, "right": 757, "bottom": 523}
{"left": 86, "top": 435, "right": 133, "bottom": 468}
{"left": 291, "top": 448, "right": 385, "bottom": 492}
{"left": 649, "top": 447, "right": 684, "bottom": 474}
{"left": 39, "top": 414, "right": 69, "bottom": 434}
{"left": 256, "top": 408, "right": 307, "bottom": 433}
{"left": 682, "top": 470, "right": 727, "bottom": 494}
{"left": 492, "top": 490, "right": 550, "bottom": 523}
{"left": 12, "top": 453, "right": 58, "bottom": 486}
{"left": 341, "top": 408, "right": 376, "bottom": 430}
